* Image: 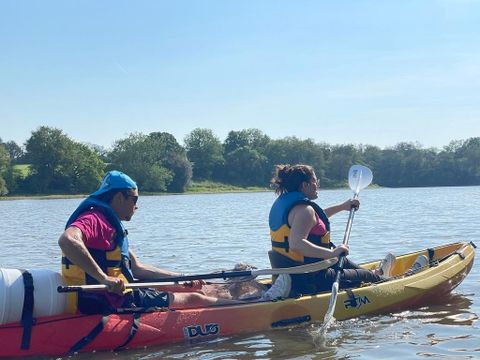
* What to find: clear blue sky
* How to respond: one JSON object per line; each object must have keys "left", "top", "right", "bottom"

{"left": 1, "top": 1, "right": 479, "bottom": 150}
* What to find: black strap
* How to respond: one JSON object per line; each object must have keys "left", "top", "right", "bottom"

{"left": 20, "top": 270, "right": 34, "bottom": 350}
{"left": 61, "top": 256, "right": 72, "bottom": 269}
{"left": 342, "top": 288, "right": 358, "bottom": 309}
{"left": 114, "top": 312, "right": 141, "bottom": 350}
{"left": 271, "top": 236, "right": 289, "bottom": 251}
{"left": 345, "top": 288, "right": 356, "bottom": 300}
{"left": 67, "top": 314, "right": 110, "bottom": 355}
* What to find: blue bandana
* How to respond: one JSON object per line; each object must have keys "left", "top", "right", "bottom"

{"left": 91, "top": 170, "right": 137, "bottom": 196}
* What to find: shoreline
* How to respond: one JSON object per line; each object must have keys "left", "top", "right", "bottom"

{"left": 0, "top": 188, "right": 272, "bottom": 201}
{"left": 0, "top": 181, "right": 367, "bottom": 201}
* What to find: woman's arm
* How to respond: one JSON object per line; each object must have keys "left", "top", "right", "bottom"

{"left": 288, "top": 205, "right": 348, "bottom": 259}
{"left": 324, "top": 199, "right": 359, "bottom": 217}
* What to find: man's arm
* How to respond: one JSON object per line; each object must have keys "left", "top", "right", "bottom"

{"left": 129, "top": 250, "right": 181, "bottom": 280}
{"left": 58, "top": 226, "right": 125, "bottom": 294}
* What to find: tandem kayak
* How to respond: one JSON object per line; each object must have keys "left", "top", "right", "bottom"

{"left": 0, "top": 241, "right": 475, "bottom": 358}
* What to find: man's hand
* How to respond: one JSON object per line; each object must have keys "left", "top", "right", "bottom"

{"left": 100, "top": 276, "right": 125, "bottom": 295}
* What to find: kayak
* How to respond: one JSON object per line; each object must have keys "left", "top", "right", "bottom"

{"left": 0, "top": 241, "right": 475, "bottom": 358}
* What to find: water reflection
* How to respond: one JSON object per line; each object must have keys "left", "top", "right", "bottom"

{"left": 143, "top": 329, "right": 340, "bottom": 360}
{"left": 386, "top": 292, "right": 477, "bottom": 326}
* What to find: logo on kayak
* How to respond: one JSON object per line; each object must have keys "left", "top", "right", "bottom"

{"left": 343, "top": 295, "right": 370, "bottom": 309}
{"left": 184, "top": 323, "right": 220, "bottom": 339}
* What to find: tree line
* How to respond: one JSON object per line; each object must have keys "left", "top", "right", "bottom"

{"left": 1, "top": 126, "right": 480, "bottom": 196}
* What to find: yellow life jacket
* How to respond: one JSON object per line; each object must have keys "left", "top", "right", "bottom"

{"left": 61, "top": 197, "right": 134, "bottom": 313}
{"left": 269, "top": 191, "right": 331, "bottom": 264}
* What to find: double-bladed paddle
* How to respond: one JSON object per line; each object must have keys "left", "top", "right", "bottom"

{"left": 322, "top": 164, "right": 373, "bottom": 328}
{"left": 57, "top": 257, "right": 338, "bottom": 293}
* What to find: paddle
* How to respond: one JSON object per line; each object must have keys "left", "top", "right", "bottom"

{"left": 57, "top": 257, "right": 338, "bottom": 293}
{"left": 322, "top": 164, "right": 373, "bottom": 328}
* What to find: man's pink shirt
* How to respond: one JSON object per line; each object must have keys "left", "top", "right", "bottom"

{"left": 70, "top": 209, "right": 117, "bottom": 250}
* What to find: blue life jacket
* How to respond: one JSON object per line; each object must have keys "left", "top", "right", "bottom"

{"left": 269, "top": 191, "right": 331, "bottom": 264}
{"left": 61, "top": 196, "right": 134, "bottom": 313}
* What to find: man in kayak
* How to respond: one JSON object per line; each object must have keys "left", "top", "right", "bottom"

{"left": 263, "top": 164, "right": 394, "bottom": 300}
{"left": 59, "top": 170, "right": 236, "bottom": 314}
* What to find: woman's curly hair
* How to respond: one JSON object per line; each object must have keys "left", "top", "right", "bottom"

{"left": 270, "top": 164, "right": 315, "bottom": 195}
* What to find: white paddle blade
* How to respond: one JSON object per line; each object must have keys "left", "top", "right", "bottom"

{"left": 348, "top": 165, "right": 373, "bottom": 195}
{"left": 323, "top": 281, "right": 339, "bottom": 326}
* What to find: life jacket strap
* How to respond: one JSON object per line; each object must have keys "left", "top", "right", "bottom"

{"left": 20, "top": 270, "right": 34, "bottom": 350}
{"left": 271, "top": 238, "right": 289, "bottom": 252}
{"left": 61, "top": 256, "right": 73, "bottom": 269}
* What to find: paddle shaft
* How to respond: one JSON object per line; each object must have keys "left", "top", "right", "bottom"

{"left": 323, "top": 164, "right": 372, "bottom": 327}
{"left": 57, "top": 257, "right": 338, "bottom": 293}
{"left": 333, "top": 194, "right": 358, "bottom": 281}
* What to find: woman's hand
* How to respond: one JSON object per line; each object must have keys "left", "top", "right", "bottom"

{"left": 342, "top": 199, "right": 360, "bottom": 211}
{"left": 332, "top": 244, "right": 349, "bottom": 258}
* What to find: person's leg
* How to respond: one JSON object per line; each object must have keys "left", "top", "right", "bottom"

{"left": 339, "top": 268, "right": 384, "bottom": 288}
{"left": 320, "top": 267, "right": 385, "bottom": 291}
{"left": 343, "top": 254, "right": 396, "bottom": 277}
{"left": 78, "top": 293, "right": 113, "bottom": 314}
{"left": 170, "top": 292, "right": 243, "bottom": 309}
{"left": 342, "top": 257, "right": 363, "bottom": 269}
{"left": 122, "top": 289, "right": 170, "bottom": 309}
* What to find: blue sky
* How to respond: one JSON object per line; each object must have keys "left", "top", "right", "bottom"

{"left": 1, "top": 1, "right": 479, "bottom": 150}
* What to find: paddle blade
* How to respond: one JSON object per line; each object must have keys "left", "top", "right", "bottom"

{"left": 322, "top": 281, "right": 339, "bottom": 328}
{"left": 348, "top": 165, "right": 373, "bottom": 195}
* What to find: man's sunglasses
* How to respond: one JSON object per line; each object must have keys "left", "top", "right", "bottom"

{"left": 122, "top": 192, "right": 139, "bottom": 205}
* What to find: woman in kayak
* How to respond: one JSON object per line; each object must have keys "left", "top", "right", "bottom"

{"left": 263, "top": 164, "right": 394, "bottom": 300}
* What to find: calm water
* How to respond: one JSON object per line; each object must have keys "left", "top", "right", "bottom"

{"left": 1, "top": 187, "right": 479, "bottom": 359}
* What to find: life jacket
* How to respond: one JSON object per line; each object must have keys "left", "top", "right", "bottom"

{"left": 61, "top": 197, "right": 134, "bottom": 313}
{"left": 269, "top": 191, "right": 331, "bottom": 264}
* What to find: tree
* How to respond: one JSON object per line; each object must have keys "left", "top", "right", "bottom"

{"left": 109, "top": 133, "right": 170, "bottom": 192}
{"left": 223, "top": 146, "right": 269, "bottom": 186}
{"left": 67, "top": 143, "right": 106, "bottom": 193}
{"left": 452, "top": 137, "right": 480, "bottom": 185}
{"left": 361, "top": 145, "right": 382, "bottom": 170}
{"left": 325, "top": 144, "right": 360, "bottom": 185}
{"left": 166, "top": 152, "right": 192, "bottom": 192}
{"left": 0, "top": 144, "right": 9, "bottom": 195}
{"left": 148, "top": 132, "right": 192, "bottom": 192}
{"left": 184, "top": 128, "right": 224, "bottom": 181}
{"left": 264, "top": 137, "right": 327, "bottom": 184}
{"left": 108, "top": 132, "right": 191, "bottom": 192}
{"left": 3, "top": 141, "right": 24, "bottom": 163}
{"left": 222, "top": 129, "right": 271, "bottom": 185}
{"left": 23, "top": 126, "right": 105, "bottom": 194}
{"left": 223, "top": 128, "right": 270, "bottom": 155}
{"left": 84, "top": 142, "right": 110, "bottom": 163}
{"left": 375, "top": 148, "right": 404, "bottom": 187}
{"left": 24, "top": 127, "right": 71, "bottom": 192}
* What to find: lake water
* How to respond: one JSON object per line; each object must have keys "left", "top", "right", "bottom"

{"left": 1, "top": 186, "right": 479, "bottom": 359}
